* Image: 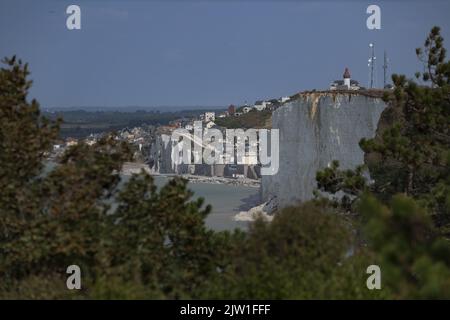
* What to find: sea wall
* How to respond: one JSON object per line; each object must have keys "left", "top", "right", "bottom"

{"left": 261, "top": 92, "right": 387, "bottom": 208}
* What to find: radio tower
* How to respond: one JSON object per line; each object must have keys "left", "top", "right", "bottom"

{"left": 382, "top": 50, "right": 388, "bottom": 88}
{"left": 368, "top": 43, "right": 376, "bottom": 88}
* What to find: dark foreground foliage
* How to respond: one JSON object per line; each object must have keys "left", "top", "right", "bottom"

{"left": 1, "top": 27, "right": 449, "bottom": 299}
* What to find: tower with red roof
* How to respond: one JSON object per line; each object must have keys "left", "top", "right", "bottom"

{"left": 343, "top": 67, "right": 351, "bottom": 89}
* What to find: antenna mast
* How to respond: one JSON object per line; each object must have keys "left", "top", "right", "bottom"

{"left": 368, "top": 43, "right": 376, "bottom": 89}
{"left": 382, "top": 51, "right": 388, "bottom": 88}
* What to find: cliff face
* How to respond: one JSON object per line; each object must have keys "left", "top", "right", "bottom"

{"left": 261, "top": 92, "right": 387, "bottom": 208}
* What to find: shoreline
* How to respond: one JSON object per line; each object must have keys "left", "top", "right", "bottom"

{"left": 121, "top": 162, "right": 260, "bottom": 188}
{"left": 233, "top": 196, "right": 277, "bottom": 222}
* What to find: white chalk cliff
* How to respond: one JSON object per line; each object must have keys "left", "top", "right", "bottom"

{"left": 261, "top": 92, "right": 387, "bottom": 208}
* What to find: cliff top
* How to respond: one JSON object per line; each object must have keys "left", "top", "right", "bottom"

{"left": 288, "top": 89, "right": 387, "bottom": 102}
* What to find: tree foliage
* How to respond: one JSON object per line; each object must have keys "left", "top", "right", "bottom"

{"left": 0, "top": 56, "right": 222, "bottom": 298}
{"left": 360, "top": 194, "right": 450, "bottom": 298}
{"left": 2, "top": 26, "right": 450, "bottom": 300}
{"left": 316, "top": 26, "right": 450, "bottom": 235}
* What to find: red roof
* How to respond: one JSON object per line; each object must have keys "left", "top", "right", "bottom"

{"left": 343, "top": 67, "right": 351, "bottom": 79}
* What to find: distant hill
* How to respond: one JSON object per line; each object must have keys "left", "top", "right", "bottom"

{"left": 44, "top": 105, "right": 226, "bottom": 112}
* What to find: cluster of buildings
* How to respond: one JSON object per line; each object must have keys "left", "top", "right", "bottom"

{"left": 53, "top": 93, "right": 294, "bottom": 159}
{"left": 48, "top": 125, "right": 156, "bottom": 161}
{"left": 166, "top": 95, "right": 292, "bottom": 134}
{"left": 234, "top": 96, "right": 291, "bottom": 115}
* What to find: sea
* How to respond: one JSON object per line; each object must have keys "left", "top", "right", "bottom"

{"left": 145, "top": 175, "right": 258, "bottom": 231}
{"left": 44, "top": 162, "right": 259, "bottom": 231}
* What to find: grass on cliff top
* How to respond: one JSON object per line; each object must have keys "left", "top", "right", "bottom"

{"left": 215, "top": 109, "right": 272, "bottom": 129}
{"left": 289, "top": 89, "right": 387, "bottom": 101}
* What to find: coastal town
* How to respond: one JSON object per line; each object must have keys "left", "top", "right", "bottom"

{"left": 43, "top": 68, "right": 390, "bottom": 222}
{"left": 48, "top": 68, "right": 372, "bottom": 184}
{"left": 46, "top": 94, "right": 292, "bottom": 182}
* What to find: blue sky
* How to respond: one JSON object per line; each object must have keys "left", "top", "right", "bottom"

{"left": 1, "top": 0, "right": 449, "bottom": 108}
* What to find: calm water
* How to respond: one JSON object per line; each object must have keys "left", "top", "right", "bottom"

{"left": 152, "top": 176, "right": 259, "bottom": 231}
{"left": 45, "top": 163, "right": 259, "bottom": 231}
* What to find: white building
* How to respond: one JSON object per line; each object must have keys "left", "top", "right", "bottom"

{"left": 330, "top": 67, "right": 361, "bottom": 91}
{"left": 85, "top": 140, "right": 96, "bottom": 146}
{"left": 242, "top": 106, "right": 253, "bottom": 113}
{"left": 254, "top": 100, "right": 269, "bottom": 111}
{"left": 205, "top": 121, "right": 216, "bottom": 129}
{"left": 66, "top": 138, "right": 78, "bottom": 147}
{"left": 204, "top": 112, "right": 215, "bottom": 122}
